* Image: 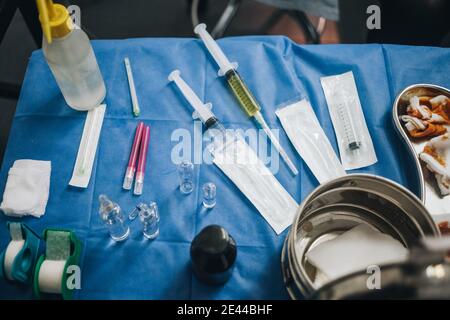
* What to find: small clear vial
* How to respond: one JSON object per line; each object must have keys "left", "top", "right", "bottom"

{"left": 202, "top": 182, "right": 216, "bottom": 209}
{"left": 128, "top": 202, "right": 145, "bottom": 220}
{"left": 139, "top": 202, "right": 160, "bottom": 239}
{"left": 98, "top": 194, "right": 130, "bottom": 241}
{"left": 178, "top": 160, "right": 194, "bottom": 194}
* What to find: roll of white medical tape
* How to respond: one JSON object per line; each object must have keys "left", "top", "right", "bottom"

{"left": 4, "top": 240, "right": 25, "bottom": 280}
{"left": 38, "top": 260, "right": 67, "bottom": 294}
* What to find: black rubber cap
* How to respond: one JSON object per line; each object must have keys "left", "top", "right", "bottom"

{"left": 190, "top": 225, "right": 237, "bottom": 285}
{"left": 205, "top": 117, "right": 219, "bottom": 129}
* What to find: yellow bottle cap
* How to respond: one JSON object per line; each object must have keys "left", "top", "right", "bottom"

{"left": 36, "top": 0, "right": 73, "bottom": 43}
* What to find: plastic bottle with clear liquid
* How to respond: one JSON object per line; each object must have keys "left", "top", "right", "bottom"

{"left": 37, "top": 0, "right": 106, "bottom": 111}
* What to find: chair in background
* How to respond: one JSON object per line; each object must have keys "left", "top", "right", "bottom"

{"left": 189, "top": 0, "right": 326, "bottom": 43}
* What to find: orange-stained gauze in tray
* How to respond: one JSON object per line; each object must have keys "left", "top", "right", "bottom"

{"left": 401, "top": 95, "right": 450, "bottom": 139}
{"left": 420, "top": 133, "right": 450, "bottom": 196}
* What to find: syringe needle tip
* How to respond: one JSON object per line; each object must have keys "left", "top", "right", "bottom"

{"left": 254, "top": 112, "right": 298, "bottom": 175}
{"left": 287, "top": 161, "right": 299, "bottom": 176}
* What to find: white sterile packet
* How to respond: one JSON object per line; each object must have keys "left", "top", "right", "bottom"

{"left": 320, "top": 71, "right": 377, "bottom": 170}
{"left": 275, "top": 99, "right": 346, "bottom": 184}
{"left": 69, "top": 104, "right": 106, "bottom": 188}
{"left": 210, "top": 135, "right": 298, "bottom": 235}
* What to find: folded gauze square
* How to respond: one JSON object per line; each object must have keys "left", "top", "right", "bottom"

{"left": 0, "top": 160, "right": 51, "bottom": 218}
{"left": 306, "top": 224, "right": 409, "bottom": 282}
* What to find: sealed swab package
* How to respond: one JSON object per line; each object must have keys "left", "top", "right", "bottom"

{"left": 69, "top": 104, "right": 106, "bottom": 188}
{"left": 211, "top": 136, "right": 298, "bottom": 235}
{"left": 276, "top": 100, "right": 346, "bottom": 184}
{"left": 320, "top": 71, "right": 377, "bottom": 170}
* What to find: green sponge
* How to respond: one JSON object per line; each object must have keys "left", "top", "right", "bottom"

{"left": 46, "top": 230, "right": 70, "bottom": 260}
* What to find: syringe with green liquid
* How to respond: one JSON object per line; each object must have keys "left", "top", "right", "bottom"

{"left": 194, "top": 24, "right": 298, "bottom": 175}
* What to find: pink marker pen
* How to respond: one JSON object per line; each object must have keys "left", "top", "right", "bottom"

{"left": 123, "top": 122, "right": 145, "bottom": 190}
{"left": 134, "top": 125, "right": 150, "bottom": 195}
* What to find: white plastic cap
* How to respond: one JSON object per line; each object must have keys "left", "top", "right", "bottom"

{"left": 133, "top": 180, "right": 144, "bottom": 196}
{"left": 122, "top": 166, "right": 135, "bottom": 190}
{"left": 168, "top": 70, "right": 215, "bottom": 124}
{"left": 194, "top": 23, "right": 238, "bottom": 76}
{"left": 133, "top": 172, "right": 145, "bottom": 196}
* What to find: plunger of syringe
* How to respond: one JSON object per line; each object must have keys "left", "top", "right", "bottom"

{"left": 168, "top": 70, "right": 215, "bottom": 124}
{"left": 194, "top": 23, "right": 238, "bottom": 77}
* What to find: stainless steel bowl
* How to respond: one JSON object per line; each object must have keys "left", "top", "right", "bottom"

{"left": 282, "top": 174, "right": 439, "bottom": 299}
{"left": 301, "top": 174, "right": 437, "bottom": 236}
{"left": 312, "top": 250, "right": 450, "bottom": 299}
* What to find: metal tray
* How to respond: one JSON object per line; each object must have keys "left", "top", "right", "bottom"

{"left": 392, "top": 84, "right": 450, "bottom": 222}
